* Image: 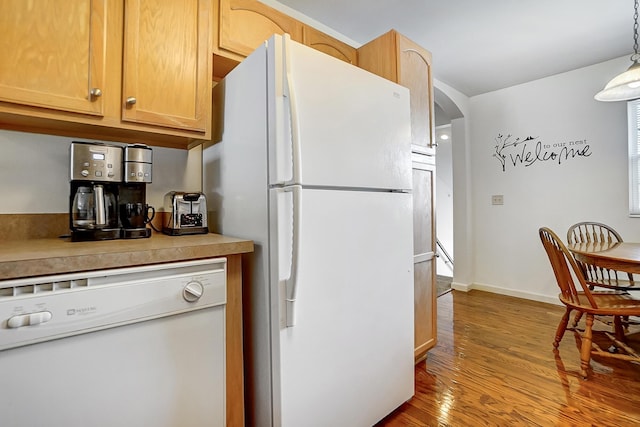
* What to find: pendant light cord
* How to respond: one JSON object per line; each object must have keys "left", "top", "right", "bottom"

{"left": 634, "top": 0, "right": 639, "bottom": 61}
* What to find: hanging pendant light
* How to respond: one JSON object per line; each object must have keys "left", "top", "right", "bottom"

{"left": 595, "top": 0, "right": 640, "bottom": 101}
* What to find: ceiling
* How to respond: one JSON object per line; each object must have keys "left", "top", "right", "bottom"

{"left": 275, "top": 0, "right": 634, "bottom": 97}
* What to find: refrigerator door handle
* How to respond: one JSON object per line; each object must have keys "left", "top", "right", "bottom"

{"left": 283, "top": 34, "right": 302, "bottom": 185}
{"left": 284, "top": 185, "right": 302, "bottom": 327}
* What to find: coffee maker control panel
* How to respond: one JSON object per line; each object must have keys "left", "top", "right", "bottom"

{"left": 71, "top": 142, "right": 123, "bottom": 182}
{"left": 124, "top": 145, "right": 153, "bottom": 184}
{"left": 124, "top": 162, "right": 153, "bottom": 183}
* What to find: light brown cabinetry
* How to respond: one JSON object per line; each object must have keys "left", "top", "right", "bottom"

{"left": 225, "top": 253, "right": 246, "bottom": 427}
{"left": 122, "top": 0, "right": 211, "bottom": 133}
{"left": 302, "top": 26, "right": 357, "bottom": 65}
{"left": 213, "top": 0, "right": 357, "bottom": 80}
{"left": 216, "top": 0, "right": 302, "bottom": 61}
{"left": 411, "top": 154, "right": 437, "bottom": 361}
{"left": 357, "top": 30, "right": 435, "bottom": 155}
{"left": 0, "top": 0, "right": 212, "bottom": 149}
{"left": 0, "top": 0, "right": 107, "bottom": 116}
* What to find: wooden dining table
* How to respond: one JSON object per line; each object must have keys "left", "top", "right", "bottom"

{"left": 568, "top": 241, "right": 640, "bottom": 275}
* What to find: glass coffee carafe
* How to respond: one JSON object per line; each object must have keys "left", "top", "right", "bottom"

{"left": 71, "top": 185, "right": 118, "bottom": 229}
{"left": 71, "top": 186, "right": 95, "bottom": 228}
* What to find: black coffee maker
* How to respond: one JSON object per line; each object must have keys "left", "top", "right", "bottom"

{"left": 69, "top": 141, "right": 154, "bottom": 241}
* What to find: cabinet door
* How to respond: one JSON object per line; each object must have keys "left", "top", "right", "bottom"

{"left": 302, "top": 26, "right": 357, "bottom": 65}
{"left": 357, "top": 30, "right": 435, "bottom": 155}
{"left": 0, "top": 0, "right": 106, "bottom": 115}
{"left": 219, "top": 0, "right": 302, "bottom": 58}
{"left": 412, "top": 154, "right": 436, "bottom": 361}
{"left": 122, "top": 0, "right": 211, "bottom": 132}
{"left": 398, "top": 36, "right": 435, "bottom": 155}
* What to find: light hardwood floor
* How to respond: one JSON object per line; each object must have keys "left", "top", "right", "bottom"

{"left": 377, "top": 290, "right": 640, "bottom": 426}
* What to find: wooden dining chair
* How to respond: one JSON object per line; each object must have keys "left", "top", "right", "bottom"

{"left": 566, "top": 221, "right": 637, "bottom": 291}
{"left": 539, "top": 227, "right": 640, "bottom": 378}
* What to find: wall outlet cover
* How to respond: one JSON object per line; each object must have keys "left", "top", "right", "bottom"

{"left": 491, "top": 195, "right": 504, "bottom": 205}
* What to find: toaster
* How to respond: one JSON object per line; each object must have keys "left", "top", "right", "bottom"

{"left": 163, "top": 191, "right": 209, "bottom": 235}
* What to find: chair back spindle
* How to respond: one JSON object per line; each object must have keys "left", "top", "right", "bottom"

{"left": 566, "top": 222, "right": 635, "bottom": 290}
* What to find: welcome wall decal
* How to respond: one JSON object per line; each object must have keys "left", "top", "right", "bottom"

{"left": 492, "top": 134, "right": 591, "bottom": 172}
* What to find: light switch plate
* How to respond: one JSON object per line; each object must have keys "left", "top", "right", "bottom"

{"left": 491, "top": 195, "right": 504, "bottom": 205}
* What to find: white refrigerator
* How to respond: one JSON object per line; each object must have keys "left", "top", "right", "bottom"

{"left": 203, "top": 34, "right": 414, "bottom": 427}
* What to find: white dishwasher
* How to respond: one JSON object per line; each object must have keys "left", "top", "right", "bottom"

{"left": 0, "top": 258, "right": 226, "bottom": 427}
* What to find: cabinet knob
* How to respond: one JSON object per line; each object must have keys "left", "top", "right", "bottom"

{"left": 89, "top": 88, "right": 102, "bottom": 98}
{"left": 126, "top": 97, "right": 137, "bottom": 105}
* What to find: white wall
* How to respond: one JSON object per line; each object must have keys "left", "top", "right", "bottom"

{"left": 0, "top": 130, "right": 201, "bottom": 214}
{"left": 435, "top": 124, "right": 453, "bottom": 277}
{"left": 467, "top": 55, "right": 635, "bottom": 303}
{"left": 434, "top": 80, "right": 474, "bottom": 287}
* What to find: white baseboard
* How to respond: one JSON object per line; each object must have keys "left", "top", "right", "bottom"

{"left": 450, "top": 281, "right": 561, "bottom": 306}
{"left": 450, "top": 281, "right": 471, "bottom": 292}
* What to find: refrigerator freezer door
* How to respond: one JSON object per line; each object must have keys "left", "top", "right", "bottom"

{"left": 270, "top": 186, "right": 414, "bottom": 426}
{"left": 269, "top": 35, "right": 412, "bottom": 191}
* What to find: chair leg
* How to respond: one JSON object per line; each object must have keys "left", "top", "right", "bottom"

{"left": 622, "top": 315, "right": 631, "bottom": 331}
{"left": 580, "top": 314, "right": 594, "bottom": 379}
{"left": 572, "top": 311, "right": 583, "bottom": 328}
{"left": 554, "top": 307, "right": 572, "bottom": 348}
{"left": 614, "top": 316, "right": 626, "bottom": 343}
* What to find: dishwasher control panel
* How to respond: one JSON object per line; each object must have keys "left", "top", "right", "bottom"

{"left": 0, "top": 259, "right": 227, "bottom": 351}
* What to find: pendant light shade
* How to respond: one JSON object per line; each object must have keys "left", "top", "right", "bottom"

{"left": 595, "top": 60, "right": 640, "bottom": 101}
{"left": 595, "top": 0, "right": 640, "bottom": 102}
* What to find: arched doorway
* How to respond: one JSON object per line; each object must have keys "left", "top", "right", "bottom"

{"left": 434, "top": 87, "right": 464, "bottom": 294}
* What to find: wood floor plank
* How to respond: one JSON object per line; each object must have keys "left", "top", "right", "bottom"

{"left": 376, "top": 290, "right": 640, "bottom": 426}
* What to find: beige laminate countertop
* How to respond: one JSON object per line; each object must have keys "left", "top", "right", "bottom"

{"left": 0, "top": 233, "right": 254, "bottom": 280}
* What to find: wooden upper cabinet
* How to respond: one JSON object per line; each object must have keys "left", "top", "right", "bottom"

{"left": 217, "top": 0, "right": 302, "bottom": 59}
{"left": 0, "top": 0, "right": 212, "bottom": 148}
{"left": 0, "top": 0, "right": 106, "bottom": 116}
{"left": 302, "top": 26, "right": 357, "bottom": 65}
{"left": 358, "top": 30, "right": 435, "bottom": 155}
{"left": 122, "top": 0, "right": 211, "bottom": 132}
{"left": 399, "top": 35, "right": 434, "bottom": 155}
{"left": 213, "top": 0, "right": 357, "bottom": 80}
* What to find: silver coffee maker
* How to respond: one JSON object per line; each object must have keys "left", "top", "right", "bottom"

{"left": 69, "top": 141, "right": 154, "bottom": 241}
{"left": 119, "top": 144, "right": 154, "bottom": 239}
{"left": 70, "top": 142, "right": 122, "bottom": 241}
